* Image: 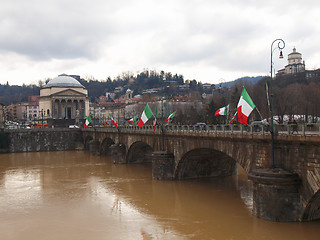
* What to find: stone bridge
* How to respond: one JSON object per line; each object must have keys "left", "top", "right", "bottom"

{"left": 2, "top": 126, "right": 319, "bottom": 222}
{"left": 83, "top": 126, "right": 320, "bottom": 222}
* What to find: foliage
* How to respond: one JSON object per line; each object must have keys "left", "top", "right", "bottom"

{"left": 0, "top": 84, "right": 40, "bottom": 105}
{"left": 1, "top": 69, "right": 320, "bottom": 124}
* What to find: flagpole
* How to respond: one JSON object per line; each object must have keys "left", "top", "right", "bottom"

{"left": 161, "top": 97, "right": 165, "bottom": 151}
{"left": 255, "top": 106, "right": 263, "bottom": 120}
{"left": 270, "top": 39, "right": 285, "bottom": 169}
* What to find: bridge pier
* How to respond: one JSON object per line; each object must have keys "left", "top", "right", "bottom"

{"left": 110, "top": 144, "right": 126, "bottom": 164}
{"left": 152, "top": 151, "right": 175, "bottom": 180}
{"left": 89, "top": 140, "right": 100, "bottom": 155}
{"left": 249, "top": 168, "right": 302, "bottom": 222}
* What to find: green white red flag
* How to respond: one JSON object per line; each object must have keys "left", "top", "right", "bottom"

{"left": 138, "top": 104, "right": 153, "bottom": 128}
{"left": 165, "top": 111, "right": 176, "bottom": 123}
{"left": 215, "top": 105, "right": 229, "bottom": 116}
{"left": 128, "top": 115, "right": 138, "bottom": 124}
{"left": 153, "top": 107, "right": 158, "bottom": 131}
{"left": 228, "top": 112, "right": 237, "bottom": 125}
{"left": 109, "top": 114, "right": 118, "bottom": 128}
{"left": 84, "top": 116, "right": 91, "bottom": 129}
{"left": 236, "top": 88, "right": 255, "bottom": 125}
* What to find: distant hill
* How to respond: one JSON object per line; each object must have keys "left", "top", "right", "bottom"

{"left": 0, "top": 84, "right": 40, "bottom": 105}
{"left": 220, "top": 76, "right": 265, "bottom": 88}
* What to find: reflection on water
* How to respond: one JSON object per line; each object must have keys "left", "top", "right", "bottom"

{"left": 2, "top": 169, "right": 42, "bottom": 212}
{"left": 0, "top": 151, "right": 320, "bottom": 240}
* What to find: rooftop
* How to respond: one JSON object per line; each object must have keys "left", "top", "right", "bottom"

{"left": 43, "top": 75, "right": 85, "bottom": 88}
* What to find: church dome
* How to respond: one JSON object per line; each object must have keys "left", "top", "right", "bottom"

{"left": 43, "top": 75, "right": 85, "bottom": 88}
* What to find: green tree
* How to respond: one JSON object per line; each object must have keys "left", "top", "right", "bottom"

{"left": 206, "top": 99, "right": 217, "bottom": 124}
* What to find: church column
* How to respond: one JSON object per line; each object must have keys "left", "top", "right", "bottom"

{"left": 75, "top": 99, "right": 79, "bottom": 119}
{"left": 81, "top": 100, "right": 85, "bottom": 119}
{"left": 75, "top": 100, "right": 80, "bottom": 124}
{"left": 77, "top": 100, "right": 81, "bottom": 119}
{"left": 58, "top": 100, "right": 62, "bottom": 119}
{"left": 71, "top": 99, "right": 75, "bottom": 119}
{"left": 51, "top": 100, "right": 55, "bottom": 118}
{"left": 71, "top": 99, "right": 74, "bottom": 119}
{"left": 74, "top": 99, "right": 78, "bottom": 119}
{"left": 66, "top": 99, "right": 70, "bottom": 119}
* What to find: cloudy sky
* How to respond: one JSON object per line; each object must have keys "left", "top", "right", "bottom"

{"left": 1, "top": 0, "right": 320, "bottom": 86}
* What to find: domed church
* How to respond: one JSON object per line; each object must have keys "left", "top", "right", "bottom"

{"left": 284, "top": 47, "right": 305, "bottom": 74}
{"left": 39, "top": 74, "right": 89, "bottom": 127}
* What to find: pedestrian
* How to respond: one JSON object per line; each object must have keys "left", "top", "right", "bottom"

{"left": 291, "top": 120, "right": 298, "bottom": 134}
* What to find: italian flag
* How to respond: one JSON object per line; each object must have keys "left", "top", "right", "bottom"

{"left": 215, "top": 105, "right": 229, "bottom": 116}
{"left": 84, "top": 116, "right": 91, "bottom": 129}
{"left": 109, "top": 114, "right": 118, "bottom": 128}
{"left": 165, "top": 111, "right": 176, "bottom": 122}
{"left": 138, "top": 104, "right": 153, "bottom": 128}
{"left": 128, "top": 115, "right": 138, "bottom": 124}
{"left": 237, "top": 88, "right": 255, "bottom": 125}
{"left": 153, "top": 107, "right": 158, "bottom": 131}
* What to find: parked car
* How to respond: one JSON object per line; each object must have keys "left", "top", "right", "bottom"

{"left": 34, "top": 123, "right": 49, "bottom": 128}
{"left": 249, "top": 120, "right": 269, "bottom": 126}
{"left": 248, "top": 120, "right": 270, "bottom": 132}
{"left": 196, "top": 122, "right": 206, "bottom": 126}
{"left": 69, "top": 125, "right": 80, "bottom": 129}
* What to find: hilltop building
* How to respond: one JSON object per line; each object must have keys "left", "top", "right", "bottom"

{"left": 114, "top": 89, "right": 133, "bottom": 104}
{"left": 277, "top": 47, "right": 320, "bottom": 80}
{"left": 284, "top": 47, "right": 305, "bottom": 74}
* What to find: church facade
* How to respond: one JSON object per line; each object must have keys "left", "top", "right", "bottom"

{"left": 284, "top": 47, "right": 305, "bottom": 74}
{"left": 39, "top": 75, "right": 89, "bottom": 127}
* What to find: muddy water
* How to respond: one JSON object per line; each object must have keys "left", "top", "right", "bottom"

{"left": 0, "top": 151, "right": 319, "bottom": 240}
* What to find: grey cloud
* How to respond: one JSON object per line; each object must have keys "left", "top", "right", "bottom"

{"left": 0, "top": 0, "right": 116, "bottom": 60}
{"left": 1, "top": 0, "right": 320, "bottom": 84}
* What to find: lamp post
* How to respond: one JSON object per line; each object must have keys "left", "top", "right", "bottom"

{"left": 161, "top": 97, "right": 165, "bottom": 151}
{"left": 270, "top": 39, "right": 285, "bottom": 169}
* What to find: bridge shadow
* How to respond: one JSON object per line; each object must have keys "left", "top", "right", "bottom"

{"left": 100, "top": 138, "right": 115, "bottom": 155}
{"left": 84, "top": 135, "right": 93, "bottom": 150}
{"left": 175, "top": 148, "right": 237, "bottom": 180}
{"left": 127, "top": 141, "right": 153, "bottom": 164}
{"left": 82, "top": 129, "right": 320, "bottom": 222}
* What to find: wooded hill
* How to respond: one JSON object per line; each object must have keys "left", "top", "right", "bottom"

{"left": 207, "top": 73, "right": 320, "bottom": 124}
{"left": 0, "top": 71, "right": 263, "bottom": 105}
{"left": 0, "top": 70, "right": 319, "bottom": 124}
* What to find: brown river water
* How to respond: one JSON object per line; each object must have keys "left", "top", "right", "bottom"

{"left": 0, "top": 151, "right": 319, "bottom": 240}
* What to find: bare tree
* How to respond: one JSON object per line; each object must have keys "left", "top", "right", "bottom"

{"left": 303, "top": 82, "right": 320, "bottom": 122}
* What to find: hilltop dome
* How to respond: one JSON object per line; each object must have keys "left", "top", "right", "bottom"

{"left": 43, "top": 75, "right": 84, "bottom": 88}
{"left": 284, "top": 47, "right": 305, "bottom": 74}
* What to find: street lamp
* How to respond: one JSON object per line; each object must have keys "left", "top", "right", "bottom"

{"left": 270, "top": 38, "right": 285, "bottom": 168}
{"left": 161, "top": 97, "right": 165, "bottom": 151}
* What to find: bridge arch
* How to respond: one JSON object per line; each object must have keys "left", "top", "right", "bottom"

{"left": 127, "top": 141, "right": 153, "bottom": 163}
{"left": 175, "top": 148, "right": 237, "bottom": 180}
{"left": 302, "top": 190, "right": 320, "bottom": 221}
{"left": 82, "top": 128, "right": 320, "bottom": 222}
{"left": 100, "top": 137, "right": 115, "bottom": 155}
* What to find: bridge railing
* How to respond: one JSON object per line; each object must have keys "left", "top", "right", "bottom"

{"left": 120, "top": 123, "right": 320, "bottom": 136}
{"left": 6, "top": 123, "right": 318, "bottom": 137}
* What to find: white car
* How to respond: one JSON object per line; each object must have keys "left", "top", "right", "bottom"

{"left": 69, "top": 125, "right": 80, "bottom": 129}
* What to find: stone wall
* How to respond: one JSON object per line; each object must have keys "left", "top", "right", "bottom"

{"left": 0, "top": 130, "right": 10, "bottom": 152}
{"left": 5, "top": 129, "right": 84, "bottom": 153}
